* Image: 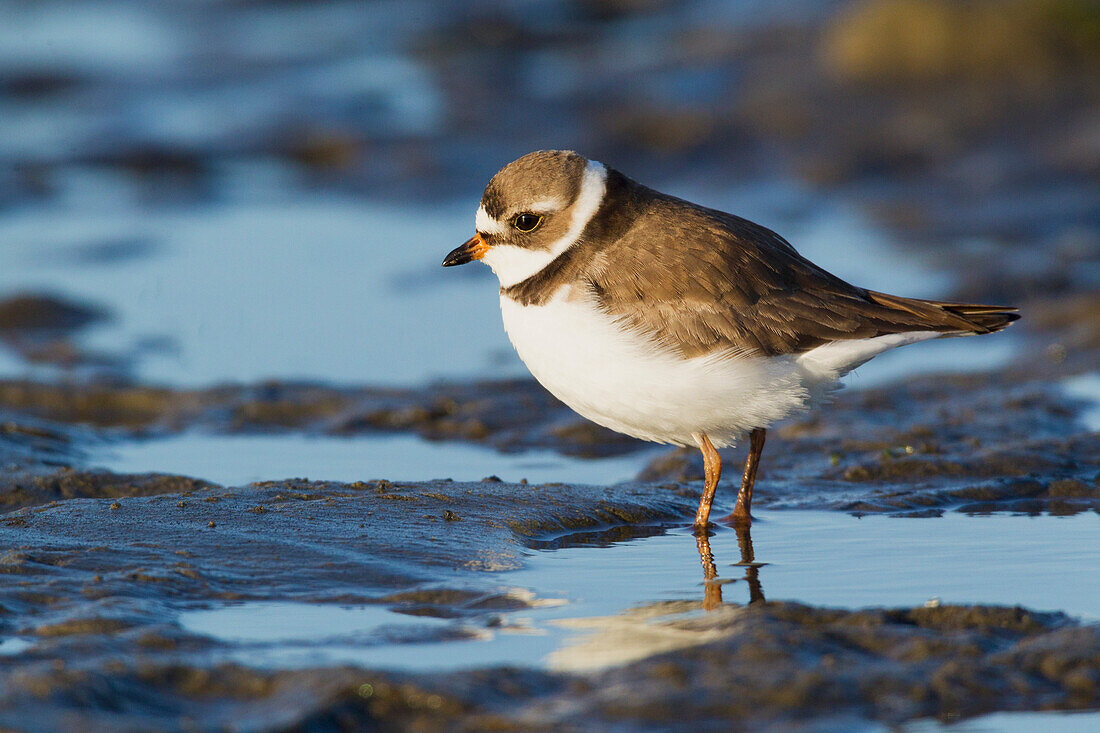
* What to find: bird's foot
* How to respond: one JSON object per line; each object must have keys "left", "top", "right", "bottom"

{"left": 691, "top": 521, "right": 714, "bottom": 537}
{"left": 726, "top": 507, "right": 753, "bottom": 527}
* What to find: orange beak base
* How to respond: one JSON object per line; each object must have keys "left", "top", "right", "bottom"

{"left": 442, "top": 235, "right": 489, "bottom": 267}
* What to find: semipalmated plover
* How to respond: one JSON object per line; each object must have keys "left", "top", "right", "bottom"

{"left": 443, "top": 151, "right": 1018, "bottom": 531}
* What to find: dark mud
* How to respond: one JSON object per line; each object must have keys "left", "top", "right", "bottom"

{"left": 4, "top": 603, "right": 1098, "bottom": 732}
{"left": 553, "top": 602, "right": 1100, "bottom": 730}
{"left": 636, "top": 371, "right": 1100, "bottom": 516}
{"left": 1, "top": 363, "right": 1096, "bottom": 729}
{"left": 2, "top": 470, "right": 1098, "bottom": 731}
{"left": 0, "top": 294, "right": 120, "bottom": 375}
{"left": 0, "top": 377, "right": 605, "bottom": 453}
{"left": 0, "top": 477, "right": 672, "bottom": 731}
{"left": 2, "top": 360, "right": 1096, "bottom": 515}
{"left": 0, "top": 480, "right": 696, "bottom": 672}
{"left": 2, "top": 341, "right": 1093, "bottom": 729}
{"left": 1, "top": 381, "right": 1097, "bottom": 722}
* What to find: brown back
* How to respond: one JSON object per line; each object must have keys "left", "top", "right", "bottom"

{"left": 504, "top": 168, "right": 1018, "bottom": 358}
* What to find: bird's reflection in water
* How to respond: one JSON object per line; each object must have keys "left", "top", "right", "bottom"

{"left": 696, "top": 523, "right": 766, "bottom": 610}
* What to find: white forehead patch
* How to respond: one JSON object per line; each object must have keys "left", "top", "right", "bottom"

{"left": 475, "top": 205, "right": 507, "bottom": 236}
{"left": 481, "top": 160, "right": 608, "bottom": 289}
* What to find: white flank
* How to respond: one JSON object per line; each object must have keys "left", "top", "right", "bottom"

{"left": 797, "top": 330, "right": 944, "bottom": 380}
{"left": 501, "top": 289, "right": 958, "bottom": 446}
{"left": 480, "top": 161, "right": 608, "bottom": 288}
{"left": 500, "top": 287, "right": 811, "bottom": 447}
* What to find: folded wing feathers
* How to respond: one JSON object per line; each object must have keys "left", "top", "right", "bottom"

{"left": 587, "top": 178, "right": 1020, "bottom": 359}
{"left": 865, "top": 291, "right": 1021, "bottom": 335}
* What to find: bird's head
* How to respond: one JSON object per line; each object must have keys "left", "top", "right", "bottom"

{"left": 442, "top": 150, "right": 608, "bottom": 287}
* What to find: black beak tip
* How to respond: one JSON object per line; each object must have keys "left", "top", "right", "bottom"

{"left": 442, "top": 240, "right": 478, "bottom": 268}
{"left": 441, "top": 252, "right": 465, "bottom": 267}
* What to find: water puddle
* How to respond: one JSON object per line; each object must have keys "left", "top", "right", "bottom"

{"left": 0, "top": 182, "right": 1008, "bottom": 389}
{"left": 0, "top": 199, "right": 496, "bottom": 387}
{"left": 0, "top": 638, "right": 32, "bottom": 657}
{"left": 908, "top": 710, "right": 1100, "bottom": 732}
{"left": 172, "top": 511, "right": 1099, "bottom": 673}
{"left": 93, "top": 431, "right": 652, "bottom": 486}
{"left": 1064, "top": 372, "right": 1100, "bottom": 431}
{"left": 181, "top": 602, "right": 453, "bottom": 645}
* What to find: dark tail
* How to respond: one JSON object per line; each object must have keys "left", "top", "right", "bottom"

{"left": 866, "top": 291, "right": 1020, "bottom": 335}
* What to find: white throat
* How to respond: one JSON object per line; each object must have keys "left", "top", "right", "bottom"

{"left": 479, "top": 161, "right": 607, "bottom": 288}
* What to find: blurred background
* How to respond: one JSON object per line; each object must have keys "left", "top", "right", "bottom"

{"left": 0, "top": 0, "right": 1096, "bottom": 388}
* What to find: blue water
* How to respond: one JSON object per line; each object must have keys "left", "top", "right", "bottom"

{"left": 159, "top": 512, "right": 1100, "bottom": 673}
{"left": 94, "top": 431, "right": 655, "bottom": 486}
{"left": 0, "top": 1, "right": 1016, "bottom": 389}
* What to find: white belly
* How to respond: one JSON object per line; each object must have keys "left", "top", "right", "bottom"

{"left": 499, "top": 289, "right": 817, "bottom": 447}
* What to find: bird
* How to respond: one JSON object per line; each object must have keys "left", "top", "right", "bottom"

{"left": 442, "top": 150, "right": 1018, "bottom": 532}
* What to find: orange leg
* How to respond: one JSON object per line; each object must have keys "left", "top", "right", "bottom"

{"left": 728, "top": 428, "right": 766, "bottom": 526}
{"left": 691, "top": 432, "right": 722, "bottom": 534}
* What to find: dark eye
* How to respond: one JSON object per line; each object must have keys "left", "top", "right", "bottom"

{"left": 511, "top": 213, "right": 543, "bottom": 232}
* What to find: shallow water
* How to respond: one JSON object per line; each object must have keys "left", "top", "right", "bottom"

{"left": 157, "top": 511, "right": 1099, "bottom": 674}
{"left": 1064, "top": 372, "right": 1100, "bottom": 431}
{"left": 0, "top": 638, "right": 32, "bottom": 657}
{"left": 0, "top": 184, "right": 995, "bottom": 388}
{"left": 0, "top": 0, "right": 1030, "bottom": 394}
{"left": 181, "top": 602, "right": 453, "bottom": 645}
{"left": 908, "top": 710, "right": 1100, "bottom": 732}
{"left": 94, "top": 431, "right": 654, "bottom": 486}
{"left": 0, "top": 5, "right": 1020, "bottom": 393}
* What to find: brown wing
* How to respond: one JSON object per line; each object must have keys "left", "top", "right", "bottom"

{"left": 586, "top": 191, "right": 1018, "bottom": 358}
